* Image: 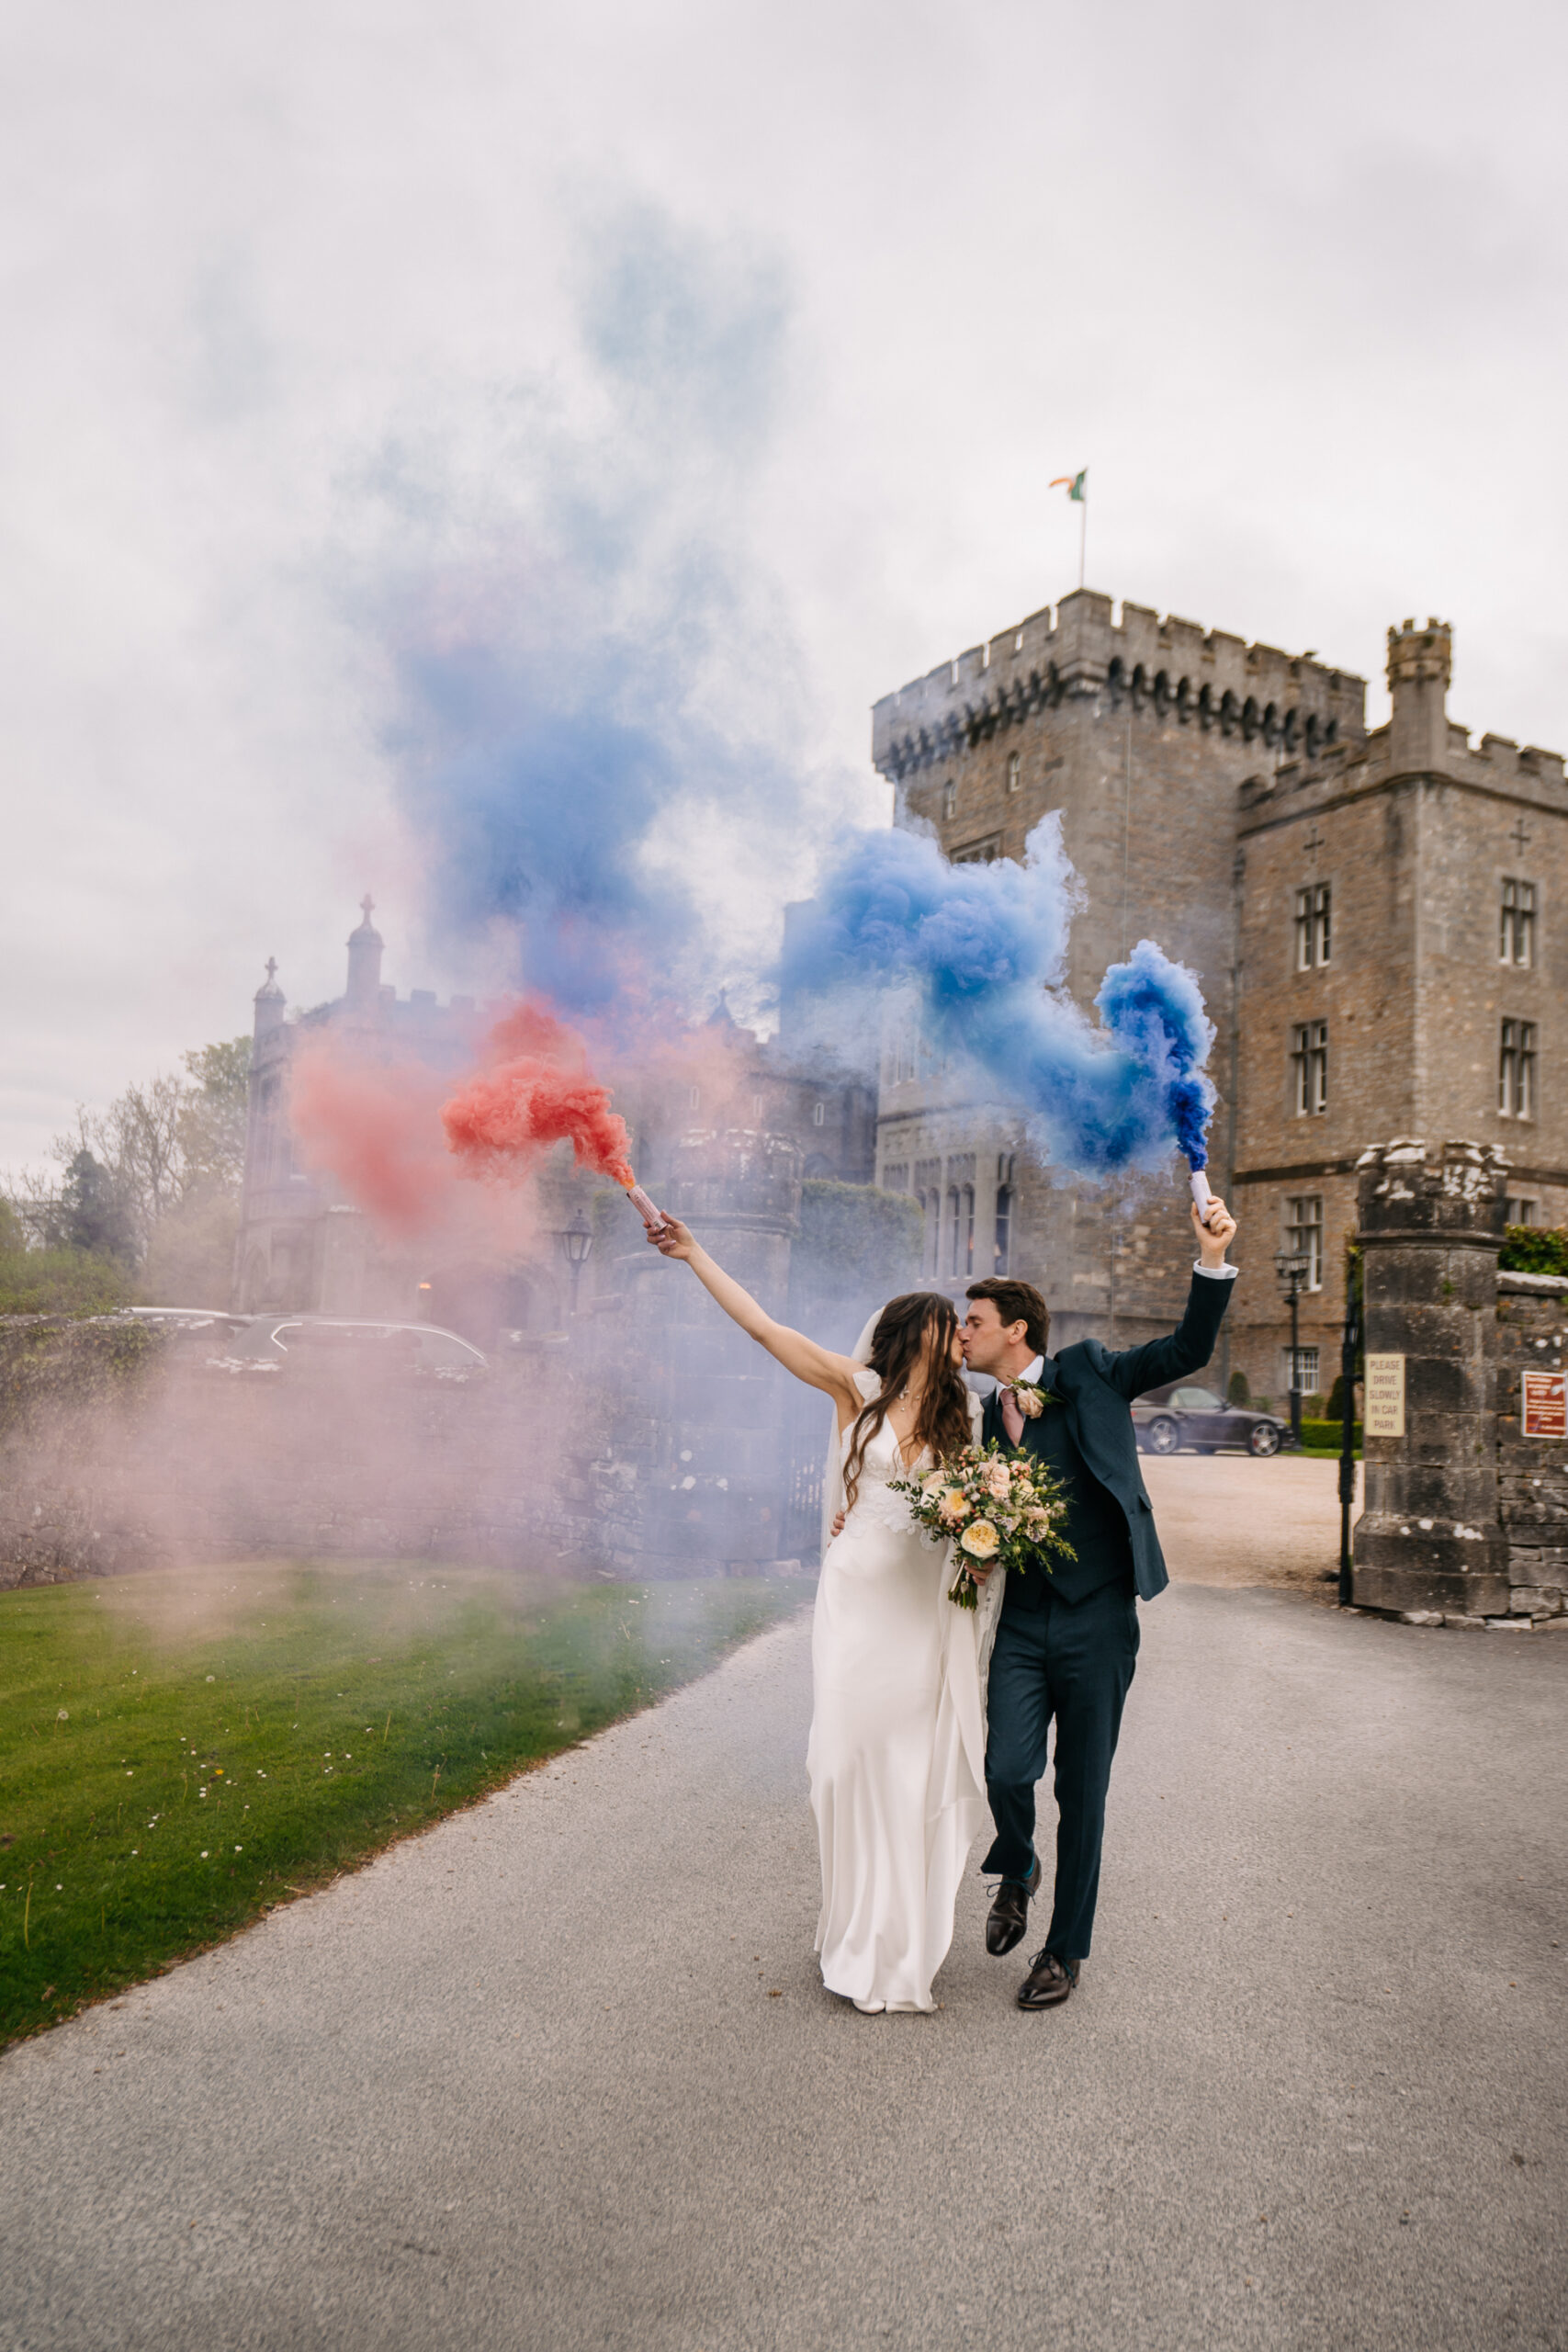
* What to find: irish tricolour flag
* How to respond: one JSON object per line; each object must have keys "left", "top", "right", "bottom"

{"left": 1050, "top": 469, "right": 1087, "bottom": 502}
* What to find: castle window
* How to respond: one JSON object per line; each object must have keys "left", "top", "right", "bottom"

{"left": 953, "top": 835, "right": 1002, "bottom": 865}
{"left": 946, "top": 1186, "right": 962, "bottom": 1276}
{"left": 1285, "top": 1194, "right": 1324, "bottom": 1292}
{"left": 689, "top": 1086, "right": 701, "bottom": 1110}
{"left": 1291, "top": 1022, "right": 1328, "bottom": 1115}
{"left": 1500, "top": 1019, "right": 1537, "bottom": 1118}
{"left": 812, "top": 1100, "right": 826, "bottom": 1127}
{"left": 962, "top": 1184, "right": 976, "bottom": 1276}
{"left": 1007, "top": 752, "right": 1021, "bottom": 794}
{"left": 882, "top": 1161, "right": 909, "bottom": 1194}
{"left": 994, "top": 1153, "right": 1015, "bottom": 1274}
{"left": 752, "top": 1093, "right": 764, "bottom": 1120}
{"left": 1500, "top": 877, "right": 1536, "bottom": 967}
{"left": 942, "top": 780, "right": 957, "bottom": 821}
{"left": 1282, "top": 1345, "right": 1320, "bottom": 1396}
{"left": 1505, "top": 1194, "right": 1539, "bottom": 1227}
{"left": 1294, "top": 884, "right": 1331, "bottom": 970}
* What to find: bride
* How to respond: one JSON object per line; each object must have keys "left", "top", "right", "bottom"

{"left": 648, "top": 1216, "right": 998, "bottom": 2013}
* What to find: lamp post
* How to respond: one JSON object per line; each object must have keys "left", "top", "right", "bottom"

{"left": 1337, "top": 1248, "right": 1361, "bottom": 1605}
{"left": 1272, "top": 1245, "right": 1310, "bottom": 1449}
{"left": 556, "top": 1216, "right": 593, "bottom": 1317}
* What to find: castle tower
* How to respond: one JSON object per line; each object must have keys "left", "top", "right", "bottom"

{"left": 1387, "top": 617, "right": 1452, "bottom": 775}
{"left": 252, "top": 956, "right": 285, "bottom": 1040}
{"left": 344, "top": 895, "right": 384, "bottom": 1012}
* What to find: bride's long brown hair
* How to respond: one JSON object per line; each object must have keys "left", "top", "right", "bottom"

{"left": 843, "top": 1292, "right": 972, "bottom": 1510}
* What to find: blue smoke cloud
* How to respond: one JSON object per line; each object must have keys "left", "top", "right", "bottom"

{"left": 364, "top": 204, "right": 810, "bottom": 1020}
{"left": 781, "top": 817, "right": 1217, "bottom": 1176}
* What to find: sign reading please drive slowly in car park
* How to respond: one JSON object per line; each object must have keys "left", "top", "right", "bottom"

{"left": 1363, "top": 1354, "right": 1406, "bottom": 1439}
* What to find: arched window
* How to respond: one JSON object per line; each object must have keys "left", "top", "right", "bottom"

{"left": 1007, "top": 752, "right": 1021, "bottom": 793}
{"left": 962, "top": 1184, "right": 976, "bottom": 1275}
{"left": 689, "top": 1086, "right": 701, "bottom": 1110}
{"left": 812, "top": 1100, "right": 826, "bottom": 1126}
{"left": 946, "top": 1186, "right": 961, "bottom": 1276}
{"left": 994, "top": 1184, "right": 1012, "bottom": 1274}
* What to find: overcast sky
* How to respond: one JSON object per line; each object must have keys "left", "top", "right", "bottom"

{"left": 3, "top": 0, "right": 1564, "bottom": 1169}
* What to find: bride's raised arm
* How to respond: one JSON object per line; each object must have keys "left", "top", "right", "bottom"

{"left": 647, "top": 1217, "right": 864, "bottom": 1420}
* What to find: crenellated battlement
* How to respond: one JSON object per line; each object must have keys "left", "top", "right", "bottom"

{"left": 872, "top": 587, "right": 1368, "bottom": 780}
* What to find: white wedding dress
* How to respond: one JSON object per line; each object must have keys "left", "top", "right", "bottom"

{"left": 807, "top": 1369, "right": 998, "bottom": 2013}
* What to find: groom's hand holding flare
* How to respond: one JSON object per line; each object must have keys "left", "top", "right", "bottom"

{"left": 1192, "top": 1193, "right": 1236, "bottom": 1266}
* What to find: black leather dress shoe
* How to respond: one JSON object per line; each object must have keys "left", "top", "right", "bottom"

{"left": 1016, "top": 1950, "right": 1079, "bottom": 2009}
{"left": 985, "top": 1856, "right": 1043, "bottom": 1956}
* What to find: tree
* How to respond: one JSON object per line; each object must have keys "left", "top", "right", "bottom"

{"left": 56, "top": 1148, "right": 136, "bottom": 1264}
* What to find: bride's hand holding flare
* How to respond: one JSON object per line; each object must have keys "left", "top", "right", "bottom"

{"left": 647, "top": 1215, "right": 698, "bottom": 1261}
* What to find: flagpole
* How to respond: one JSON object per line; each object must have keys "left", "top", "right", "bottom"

{"left": 1079, "top": 491, "right": 1087, "bottom": 591}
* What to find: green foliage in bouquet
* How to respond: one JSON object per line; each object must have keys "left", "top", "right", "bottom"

{"left": 890, "top": 1438, "right": 1076, "bottom": 1610}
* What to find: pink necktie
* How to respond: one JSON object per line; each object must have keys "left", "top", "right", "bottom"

{"left": 1001, "top": 1388, "right": 1025, "bottom": 1446}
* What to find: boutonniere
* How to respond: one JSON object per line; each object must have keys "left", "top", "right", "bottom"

{"left": 1002, "top": 1378, "right": 1057, "bottom": 1419}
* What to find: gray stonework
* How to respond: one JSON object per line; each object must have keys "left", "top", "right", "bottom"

{"left": 871, "top": 601, "right": 1567, "bottom": 1419}
{"left": 1351, "top": 1139, "right": 1510, "bottom": 1619}
{"left": 1495, "top": 1270, "right": 1568, "bottom": 1617}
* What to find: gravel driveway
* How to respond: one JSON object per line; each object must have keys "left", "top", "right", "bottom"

{"left": 2, "top": 1557, "right": 1563, "bottom": 2352}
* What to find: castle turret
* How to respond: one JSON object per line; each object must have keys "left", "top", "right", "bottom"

{"left": 344, "top": 895, "right": 384, "bottom": 1012}
{"left": 1387, "top": 616, "right": 1452, "bottom": 775}
{"left": 253, "top": 956, "right": 285, "bottom": 1039}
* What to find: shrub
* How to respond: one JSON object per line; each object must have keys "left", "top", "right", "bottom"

{"left": 1226, "top": 1369, "right": 1250, "bottom": 1406}
{"left": 0, "top": 1248, "right": 135, "bottom": 1318}
{"left": 1499, "top": 1224, "right": 1568, "bottom": 1277}
{"left": 790, "top": 1181, "right": 924, "bottom": 1349}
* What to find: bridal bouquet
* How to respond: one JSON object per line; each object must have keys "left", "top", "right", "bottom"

{"left": 889, "top": 1440, "right": 1077, "bottom": 1611}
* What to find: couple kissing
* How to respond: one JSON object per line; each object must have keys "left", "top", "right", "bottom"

{"left": 649, "top": 1189, "right": 1238, "bottom": 2015}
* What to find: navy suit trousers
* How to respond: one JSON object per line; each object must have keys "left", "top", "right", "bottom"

{"left": 981, "top": 1577, "right": 1139, "bottom": 1961}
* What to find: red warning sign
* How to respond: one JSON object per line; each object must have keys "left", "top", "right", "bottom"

{"left": 1520, "top": 1369, "right": 1567, "bottom": 1439}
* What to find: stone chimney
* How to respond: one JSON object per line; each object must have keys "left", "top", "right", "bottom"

{"left": 1386, "top": 616, "right": 1452, "bottom": 775}
{"left": 253, "top": 956, "right": 285, "bottom": 1039}
{"left": 344, "top": 895, "right": 384, "bottom": 1012}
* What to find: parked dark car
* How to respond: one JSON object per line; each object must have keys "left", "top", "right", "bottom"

{"left": 1132, "top": 1383, "right": 1286, "bottom": 1457}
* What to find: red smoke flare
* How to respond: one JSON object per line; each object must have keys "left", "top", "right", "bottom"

{"left": 442, "top": 1006, "right": 635, "bottom": 1188}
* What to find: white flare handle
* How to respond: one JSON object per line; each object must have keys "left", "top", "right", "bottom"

{"left": 626, "top": 1182, "right": 671, "bottom": 1233}
{"left": 1189, "top": 1167, "right": 1216, "bottom": 1227}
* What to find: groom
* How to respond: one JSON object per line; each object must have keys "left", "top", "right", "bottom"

{"left": 960, "top": 1192, "right": 1238, "bottom": 2009}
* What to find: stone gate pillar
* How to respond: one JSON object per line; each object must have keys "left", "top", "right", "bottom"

{"left": 1353, "top": 1138, "right": 1509, "bottom": 1616}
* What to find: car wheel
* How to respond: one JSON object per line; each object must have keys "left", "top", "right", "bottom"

{"left": 1247, "top": 1422, "right": 1281, "bottom": 1458}
{"left": 1145, "top": 1417, "right": 1179, "bottom": 1456}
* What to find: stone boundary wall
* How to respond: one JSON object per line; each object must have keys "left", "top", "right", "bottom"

{"left": 1495, "top": 1272, "right": 1568, "bottom": 1619}
{"left": 0, "top": 1317, "right": 627, "bottom": 1590}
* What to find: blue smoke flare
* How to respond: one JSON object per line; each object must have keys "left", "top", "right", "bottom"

{"left": 782, "top": 817, "right": 1216, "bottom": 1177}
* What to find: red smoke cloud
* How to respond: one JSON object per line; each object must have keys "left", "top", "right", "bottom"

{"left": 441, "top": 1004, "right": 635, "bottom": 1188}
{"left": 290, "top": 1037, "right": 459, "bottom": 1237}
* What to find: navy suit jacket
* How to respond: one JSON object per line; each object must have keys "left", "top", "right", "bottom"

{"left": 980, "top": 1269, "right": 1235, "bottom": 1603}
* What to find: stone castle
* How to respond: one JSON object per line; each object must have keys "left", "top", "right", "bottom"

{"left": 871, "top": 593, "right": 1566, "bottom": 1407}
{"left": 237, "top": 592, "right": 1565, "bottom": 1415}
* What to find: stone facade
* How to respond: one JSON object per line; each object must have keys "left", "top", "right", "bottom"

{"left": 234, "top": 911, "right": 874, "bottom": 1348}
{"left": 872, "top": 599, "right": 1567, "bottom": 1410}
{"left": 1351, "top": 1138, "right": 1509, "bottom": 1618}
{"left": 1495, "top": 1272, "right": 1568, "bottom": 1618}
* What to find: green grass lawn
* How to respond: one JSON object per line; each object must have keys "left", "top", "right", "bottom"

{"left": 0, "top": 1560, "right": 807, "bottom": 2050}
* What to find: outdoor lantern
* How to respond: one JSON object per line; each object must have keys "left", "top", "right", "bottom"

{"left": 558, "top": 1215, "right": 594, "bottom": 1316}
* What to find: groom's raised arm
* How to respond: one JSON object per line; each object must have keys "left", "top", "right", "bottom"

{"left": 1100, "top": 1194, "right": 1238, "bottom": 1403}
